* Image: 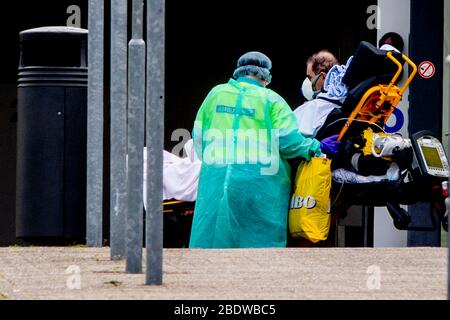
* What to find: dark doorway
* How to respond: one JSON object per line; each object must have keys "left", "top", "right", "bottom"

{"left": 0, "top": 0, "right": 376, "bottom": 246}
{"left": 165, "top": 0, "right": 377, "bottom": 150}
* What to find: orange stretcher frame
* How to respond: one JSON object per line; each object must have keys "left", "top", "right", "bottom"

{"left": 337, "top": 51, "right": 418, "bottom": 142}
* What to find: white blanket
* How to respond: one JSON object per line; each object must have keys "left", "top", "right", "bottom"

{"left": 143, "top": 139, "right": 201, "bottom": 205}
{"left": 294, "top": 96, "right": 341, "bottom": 138}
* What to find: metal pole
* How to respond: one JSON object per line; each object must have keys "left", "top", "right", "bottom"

{"left": 126, "top": 0, "right": 146, "bottom": 274}
{"left": 110, "top": 0, "right": 128, "bottom": 260}
{"left": 87, "top": 0, "right": 104, "bottom": 247}
{"left": 146, "top": 0, "right": 165, "bottom": 286}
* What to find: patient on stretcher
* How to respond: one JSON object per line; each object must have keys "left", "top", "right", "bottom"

{"left": 294, "top": 41, "right": 412, "bottom": 184}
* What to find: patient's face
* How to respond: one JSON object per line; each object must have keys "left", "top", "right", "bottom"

{"left": 306, "top": 63, "right": 325, "bottom": 92}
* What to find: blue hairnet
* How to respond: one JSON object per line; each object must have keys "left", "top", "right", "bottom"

{"left": 233, "top": 51, "right": 272, "bottom": 84}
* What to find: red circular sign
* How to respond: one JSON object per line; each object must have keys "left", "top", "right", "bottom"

{"left": 418, "top": 61, "right": 435, "bottom": 79}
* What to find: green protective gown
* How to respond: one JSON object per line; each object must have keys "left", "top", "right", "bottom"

{"left": 189, "top": 77, "right": 322, "bottom": 248}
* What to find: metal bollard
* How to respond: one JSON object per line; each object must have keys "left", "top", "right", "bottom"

{"left": 110, "top": 0, "right": 128, "bottom": 261}
{"left": 126, "top": 0, "right": 146, "bottom": 274}
{"left": 146, "top": 0, "right": 165, "bottom": 286}
{"left": 87, "top": 0, "right": 104, "bottom": 248}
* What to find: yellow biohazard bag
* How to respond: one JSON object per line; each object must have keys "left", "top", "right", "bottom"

{"left": 288, "top": 157, "right": 332, "bottom": 243}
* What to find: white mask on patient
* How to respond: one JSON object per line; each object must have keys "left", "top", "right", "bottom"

{"left": 301, "top": 77, "right": 315, "bottom": 101}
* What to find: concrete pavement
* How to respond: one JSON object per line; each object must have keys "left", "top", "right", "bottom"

{"left": 0, "top": 247, "right": 447, "bottom": 300}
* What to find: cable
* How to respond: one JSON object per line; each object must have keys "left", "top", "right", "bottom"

{"left": 331, "top": 182, "right": 345, "bottom": 208}
{"left": 325, "top": 118, "right": 387, "bottom": 135}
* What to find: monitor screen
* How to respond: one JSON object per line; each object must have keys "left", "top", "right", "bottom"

{"left": 421, "top": 146, "right": 444, "bottom": 169}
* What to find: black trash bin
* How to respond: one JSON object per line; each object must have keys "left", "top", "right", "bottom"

{"left": 16, "top": 27, "right": 88, "bottom": 242}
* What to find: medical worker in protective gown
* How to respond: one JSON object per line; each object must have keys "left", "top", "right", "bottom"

{"left": 189, "top": 51, "right": 340, "bottom": 248}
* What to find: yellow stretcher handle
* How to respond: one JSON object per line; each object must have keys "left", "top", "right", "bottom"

{"left": 163, "top": 200, "right": 185, "bottom": 206}
{"left": 399, "top": 54, "right": 418, "bottom": 96}
{"left": 337, "top": 51, "right": 418, "bottom": 142}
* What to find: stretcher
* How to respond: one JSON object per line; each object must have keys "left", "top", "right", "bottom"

{"left": 149, "top": 142, "right": 199, "bottom": 248}
{"left": 318, "top": 41, "right": 449, "bottom": 232}
{"left": 162, "top": 200, "right": 195, "bottom": 248}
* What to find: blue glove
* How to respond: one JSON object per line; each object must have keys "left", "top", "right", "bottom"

{"left": 320, "top": 134, "right": 341, "bottom": 156}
